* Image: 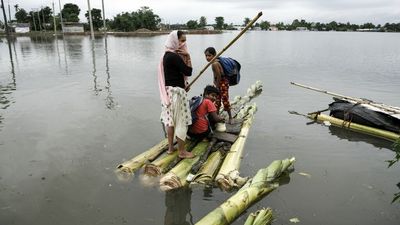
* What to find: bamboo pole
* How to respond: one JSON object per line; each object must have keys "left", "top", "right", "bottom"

{"left": 195, "top": 157, "right": 295, "bottom": 225}
{"left": 309, "top": 113, "right": 400, "bottom": 141}
{"left": 291, "top": 82, "right": 400, "bottom": 114}
{"left": 187, "top": 12, "right": 263, "bottom": 89}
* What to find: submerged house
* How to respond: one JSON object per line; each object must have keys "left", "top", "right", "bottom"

{"left": 62, "top": 22, "right": 84, "bottom": 33}
{"left": 15, "top": 23, "right": 30, "bottom": 33}
{"left": 7, "top": 23, "right": 30, "bottom": 33}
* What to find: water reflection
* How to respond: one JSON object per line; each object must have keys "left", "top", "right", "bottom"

{"left": 65, "top": 36, "right": 84, "bottom": 59}
{"left": 29, "top": 35, "right": 58, "bottom": 56}
{"left": 0, "top": 83, "right": 16, "bottom": 110}
{"left": 0, "top": 38, "right": 17, "bottom": 130}
{"left": 6, "top": 38, "right": 16, "bottom": 83}
{"left": 11, "top": 38, "right": 19, "bottom": 67}
{"left": 328, "top": 126, "right": 393, "bottom": 150}
{"left": 89, "top": 36, "right": 117, "bottom": 109}
{"left": 104, "top": 37, "right": 116, "bottom": 109}
{"left": 91, "top": 40, "right": 99, "bottom": 95}
{"left": 61, "top": 36, "right": 70, "bottom": 75}
{"left": 164, "top": 187, "right": 193, "bottom": 225}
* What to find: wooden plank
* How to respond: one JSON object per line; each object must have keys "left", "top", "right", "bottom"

{"left": 212, "top": 132, "right": 238, "bottom": 143}
{"left": 225, "top": 119, "right": 243, "bottom": 134}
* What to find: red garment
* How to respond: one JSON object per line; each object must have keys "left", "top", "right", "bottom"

{"left": 189, "top": 98, "right": 217, "bottom": 134}
{"left": 215, "top": 78, "right": 231, "bottom": 111}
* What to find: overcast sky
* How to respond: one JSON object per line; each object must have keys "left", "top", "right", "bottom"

{"left": 2, "top": 0, "right": 400, "bottom": 25}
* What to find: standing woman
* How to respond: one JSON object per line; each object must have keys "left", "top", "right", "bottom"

{"left": 158, "top": 30, "right": 194, "bottom": 159}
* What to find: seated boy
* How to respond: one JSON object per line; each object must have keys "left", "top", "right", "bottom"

{"left": 187, "top": 85, "right": 225, "bottom": 140}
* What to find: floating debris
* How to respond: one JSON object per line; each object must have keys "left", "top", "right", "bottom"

{"left": 298, "top": 172, "right": 311, "bottom": 178}
{"left": 289, "top": 217, "right": 300, "bottom": 223}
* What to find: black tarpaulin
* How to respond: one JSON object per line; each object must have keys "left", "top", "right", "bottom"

{"left": 329, "top": 100, "right": 400, "bottom": 133}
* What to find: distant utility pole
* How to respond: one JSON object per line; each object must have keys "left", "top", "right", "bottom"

{"left": 101, "top": 0, "right": 106, "bottom": 33}
{"left": 41, "top": 6, "right": 46, "bottom": 31}
{"left": 7, "top": 0, "right": 11, "bottom": 22}
{"left": 41, "top": 6, "right": 46, "bottom": 30}
{"left": 37, "top": 9, "right": 42, "bottom": 31}
{"left": 52, "top": 1, "right": 56, "bottom": 35}
{"left": 31, "top": 9, "right": 37, "bottom": 31}
{"left": 1, "top": 0, "right": 10, "bottom": 36}
{"left": 87, "top": 0, "right": 94, "bottom": 40}
{"left": 58, "top": 0, "right": 64, "bottom": 33}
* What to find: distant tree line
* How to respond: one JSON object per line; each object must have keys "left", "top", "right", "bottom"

{"left": 267, "top": 19, "right": 400, "bottom": 32}
{"left": 2, "top": 3, "right": 400, "bottom": 33}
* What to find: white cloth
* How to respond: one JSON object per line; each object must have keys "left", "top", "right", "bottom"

{"left": 160, "top": 86, "right": 192, "bottom": 140}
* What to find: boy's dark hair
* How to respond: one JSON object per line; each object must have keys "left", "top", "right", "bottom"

{"left": 204, "top": 47, "right": 216, "bottom": 56}
{"left": 204, "top": 85, "right": 220, "bottom": 96}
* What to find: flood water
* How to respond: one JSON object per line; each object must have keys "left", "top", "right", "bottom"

{"left": 0, "top": 31, "right": 399, "bottom": 225}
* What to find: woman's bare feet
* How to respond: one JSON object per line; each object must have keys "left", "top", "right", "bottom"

{"left": 178, "top": 151, "right": 194, "bottom": 159}
{"left": 167, "top": 148, "right": 177, "bottom": 154}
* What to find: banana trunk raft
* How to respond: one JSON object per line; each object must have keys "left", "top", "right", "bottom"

{"left": 116, "top": 81, "right": 263, "bottom": 192}
{"left": 195, "top": 157, "right": 295, "bottom": 225}
{"left": 291, "top": 82, "right": 400, "bottom": 142}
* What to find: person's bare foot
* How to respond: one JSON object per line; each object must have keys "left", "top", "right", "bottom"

{"left": 178, "top": 151, "right": 194, "bottom": 159}
{"left": 167, "top": 148, "right": 177, "bottom": 154}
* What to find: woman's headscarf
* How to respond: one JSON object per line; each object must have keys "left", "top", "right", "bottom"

{"left": 158, "top": 31, "right": 189, "bottom": 106}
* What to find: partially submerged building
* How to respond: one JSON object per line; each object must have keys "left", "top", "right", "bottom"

{"left": 62, "top": 22, "right": 84, "bottom": 33}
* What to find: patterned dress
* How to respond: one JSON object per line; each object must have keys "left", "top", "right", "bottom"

{"left": 160, "top": 86, "right": 192, "bottom": 141}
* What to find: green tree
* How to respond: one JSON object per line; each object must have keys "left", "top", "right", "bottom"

{"left": 62, "top": 3, "right": 80, "bottom": 22}
{"left": 275, "top": 22, "right": 286, "bottom": 30}
{"left": 290, "top": 19, "right": 300, "bottom": 30}
{"left": 186, "top": 20, "right": 198, "bottom": 29}
{"left": 85, "top": 8, "right": 102, "bottom": 30}
{"left": 259, "top": 20, "right": 270, "bottom": 30}
{"left": 134, "top": 6, "right": 160, "bottom": 30}
{"left": 215, "top": 16, "right": 224, "bottom": 30}
{"left": 384, "top": 23, "right": 400, "bottom": 32}
{"left": 28, "top": 11, "right": 43, "bottom": 30}
{"left": 110, "top": 7, "right": 160, "bottom": 32}
{"left": 361, "top": 22, "right": 375, "bottom": 29}
{"left": 199, "top": 16, "right": 206, "bottom": 28}
{"left": 39, "top": 6, "right": 52, "bottom": 24}
{"left": 111, "top": 12, "right": 135, "bottom": 31}
{"left": 326, "top": 21, "right": 338, "bottom": 31}
{"left": 243, "top": 17, "right": 250, "bottom": 26}
{"left": 15, "top": 8, "right": 28, "bottom": 23}
{"left": 109, "top": 6, "right": 161, "bottom": 31}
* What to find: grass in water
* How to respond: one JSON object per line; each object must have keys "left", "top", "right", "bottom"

{"left": 387, "top": 138, "right": 400, "bottom": 203}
